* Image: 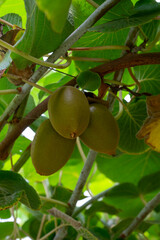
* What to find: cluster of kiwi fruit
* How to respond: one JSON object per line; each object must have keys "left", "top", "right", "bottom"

{"left": 31, "top": 86, "right": 120, "bottom": 176}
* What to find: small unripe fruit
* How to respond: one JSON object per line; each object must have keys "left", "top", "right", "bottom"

{"left": 31, "top": 119, "right": 76, "bottom": 176}
{"left": 48, "top": 86, "right": 90, "bottom": 139}
{"left": 80, "top": 103, "right": 120, "bottom": 155}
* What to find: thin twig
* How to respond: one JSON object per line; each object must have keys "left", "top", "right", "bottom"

{"left": 53, "top": 150, "right": 97, "bottom": 240}
{"left": 107, "top": 27, "right": 139, "bottom": 109}
{"left": 108, "top": 90, "right": 130, "bottom": 117}
{"left": 114, "top": 90, "right": 124, "bottom": 120}
{"left": 104, "top": 78, "right": 135, "bottom": 87}
{"left": 19, "top": 228, "right": 34, "bottom": 240}
{"left": 49, "top": 208, "right": 98, "bottom": 240}
{"left": 0, "top": 89, "right": 19, "bottom": 95}
{"left": 128, "top": 67, "right": 141, "bottom": 92}
{"left": 70, "top": 45, "right": 130, "bottom": 51}
{"left": 144, "top": 31, "right": 160, "bottom": 52}
{"left": 5, "top": 73, "right": 53, "bottom": 94}
{"left": 73, "top": 185, "right": 117, "bottom": 217}
{"left": 21, "top": 78, "right": 53, "bottom": 94}
{"left": 86, "top": 164, "right": 97, "bottom": 197}
{"left": 36, "top": 214, "right": 47, "bottom": 240}
{"left": 13, "top": 144, "right": 31, "bottom": 172}
{"left": 67, "top": 150, "right": 97, "bottom": 214}
{"left": 69, "top": 56, "right": 109, "bottom": 62}
{"left": 43, "top": 179, "right": 52, "bottom": 198}
{"left": 39, "top": 224, "right": 70, "bottom": 240}
{"left": 76, "top": 137, "right": 86, "bottom": 163}
{"left": 40, "top": 196, "right": 68, "bottom": 208}
{"left": 0, "top": 18, "right": 15, "bottom": 29}
{"left": 49, "top": 208, "right": 82, "bottom": 229}
{"left": 0, "top": 39, "right": 71, "bottom": 69}
{"left": 86, "top": 0, "right": 99, "bottom": 8}
{"left": 11, "top": 207, "right": 18, "bottom": 240}
{"left": 119, "top": 192, "right": 160, "bottom": 239}
{"left": 87, "top": 96, "right": 109, "bottom": 107}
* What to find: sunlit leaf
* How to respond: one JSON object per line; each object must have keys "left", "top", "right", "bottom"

{"left": 11, "top": 0, "right": 73, "bottom": 69}
{"left": 36, "top": 0, "right": 72, "bottom": 33}
{"left": 96, "top": 150, "right": 160, "bottom": 183}
{"left": 89, "top": 1, "right": 160, "bottom": 33}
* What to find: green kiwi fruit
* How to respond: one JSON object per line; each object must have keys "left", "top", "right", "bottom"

{"left": 48, "top": 86, "right": 90, "bottom": 139}
{"left": 31, "top": 119, "right": 76, "bottom": 176}
{"left": 80, "top": 103, "right": 120, "bottom": 155}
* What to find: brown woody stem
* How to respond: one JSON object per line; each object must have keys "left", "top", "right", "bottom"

{"left": 91, "top": 53, "right": 160, "bottom": 76}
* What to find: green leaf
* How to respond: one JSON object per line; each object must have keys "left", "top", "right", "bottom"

{"left": 0, "top": 0, "right": 6, "bottom": 6}
{"left": 106, "top": 183, "right": 139, "bottom": 198}
{"left": 138, "top": 171, "right": 160, "bottom": 195}
{"left": 0, "top": 191, "right": 23, "bottom": 210}
{"left": 41, "top": 186, "right": 75, "bottom": 212}
{"left": 43, "top": 220, "right": 57, "bottom": 240}
{"left": 89, "top": 0, "right": 160, "bottom": 33}
{"left": 22, "top": 217, "right": 42, "bottom": 239}
{"left": 112, "top": 218, "right": 152, "bottom": 239}
{"left": 134, "top": 65, "right": 160, "bottom": 95}
{"left": 23, "top": 94, "right": 35, "bottom": 116}
{"left": 76, "top": 70, "right": 101, "bottom": 91}
{"left": 0, "top": 0, "right": 26, "bottom": 28}
{"left": 0, "top": 170, "right": 41, "bottom": 210}
{"left": 0, "top": 77, "right": 17, "bottom": 115}
{"left": 1, "top": 13, "right": 22, "bottom": 32}
{"left": 104, "top": 183, "right": 143, "bottom": 218}
{"left": 112, "top": 218, "right": 134, "bottom": 237}
{"left": 12, "top": 136, "right": 31, "bottom": 155}
{"left": 49, "top": 160, "right": 84, "bottom": 190}
{"left": 0, "top": 209, "right": 11, "bottom": 219}
{"left": 0, "top": 222, "right": 14, "bottom": 239}
{"left": 85, "top": 201, "right": 119, "bottom": 215}
{"left": 36, "top": 0, "right": 72, "bottom": 33}
{"left": 11, "top": 0, "right": 74, "bottom": 69}
{"left": 38, "top": 75, "right": 73, "bottom": 101}
{"left": 117, "top": 100, "right": 149, "bottom": 154}
{"left": 89, "top": 227, "right": 111, "bottom": 240}
{"left": 96, "top": 151, "right": 160, "bottom": 184}
{"left": 72, "top": 0, "right": 130, "bottom": 71}
{"left": 141, "top": 20, "right": 160, "bottom": 43}
{"left": 30, "top": 116, "right": 47, "bottom": 132}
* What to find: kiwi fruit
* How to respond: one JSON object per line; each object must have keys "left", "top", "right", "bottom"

{"left": 31, "top": 119, "right": 76, "bottom": 176}
{"left": 48, "top": 86, "right": 90, "bottom": 139}
{"left": 80, "top": 103, "right": 120, "bottom": 155}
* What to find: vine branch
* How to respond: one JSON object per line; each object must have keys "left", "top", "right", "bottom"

{"left": 69, "top": 45, "right": 130, "bottom": 51}
{"left": 40, "top": 196, "right": 68, "bottom": 208}
{"left": 86, "top": 0, "right": 99, "bottom": 8}
{"left": 0, "top": 39, "right": 71, "bottom": 69}
{"left": 53, "top": 150, "right": 97, "bottom": 240}
{"left": 73, "top": 185, "right": 117, "bottom": 217}
{"left": 91, "top": 53, "right": 160, "bottom": 76}
{"left": 49, "top": 207, "right": 98, "bottom": 240}
{"left": 67, "top": 150, "right": 97, "bottom": 214}
{"left": 119, "top": 192, "right": 160, "bottom": 239}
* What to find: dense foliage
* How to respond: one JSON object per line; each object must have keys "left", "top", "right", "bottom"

{"left": 0, "top": 0, "right": 160, "bottom": 239}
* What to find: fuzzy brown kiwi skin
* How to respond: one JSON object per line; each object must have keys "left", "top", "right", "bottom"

{"left": 48, "top": 86, "right": 90, "bottom": 139}
{"left": 80, "top": 103, "right": 120, "bottom": 155}
{"left": 31, "top": 119, "right": 76, "bottom": 176}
